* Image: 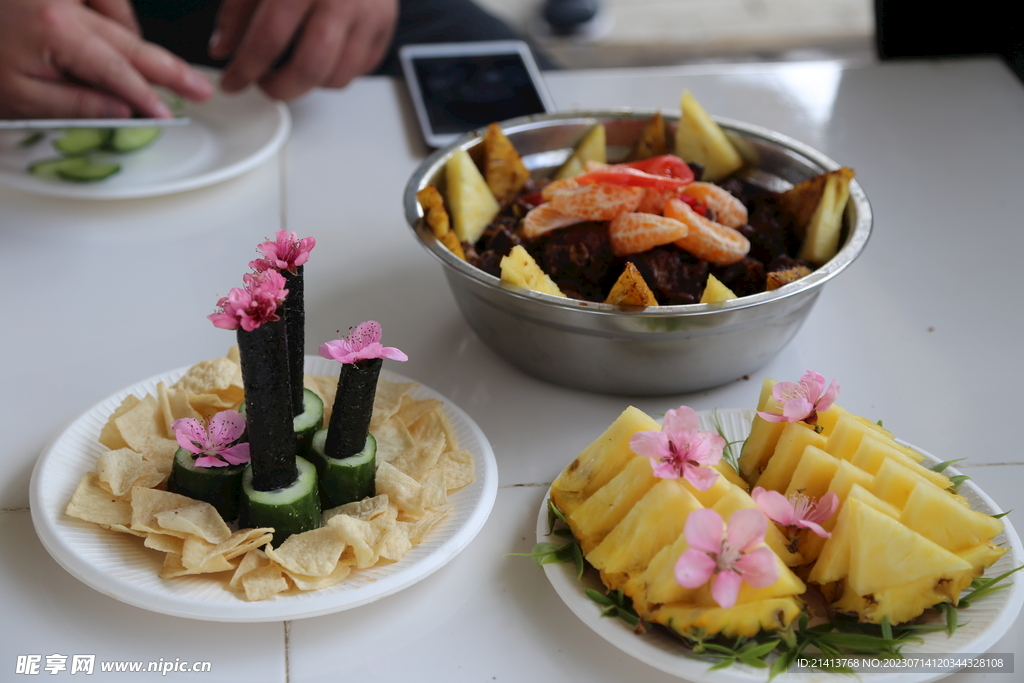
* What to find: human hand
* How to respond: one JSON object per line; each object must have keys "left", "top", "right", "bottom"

{"left": 211, "top": 0, "right": 399, "bottom": 100}
{"left": 0, "top": 0, "right": 214, "bottom": 119}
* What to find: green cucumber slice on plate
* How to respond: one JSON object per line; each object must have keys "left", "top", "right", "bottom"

{"left": 166, "top": 447, "right": 245, "bottom": 522}
{"left": 53, "top": 128, "right": 110, "bottom": 155}
{"left": 57, "top": 160, "right": 121, "bottom": 182}
{"left": 241, "top": 456, "right": 321, "bottom": 545}
{"left": 310, "top": 429, "right": 376, "bottom": 509}
{"left": 28, "top": 157, "right": 90, "bottom": 180}
{"left": 108, "top": 126, "right": 161, "bottom": 152}
{"left": 239, "top": 387, "right": 324, "bottom": 455}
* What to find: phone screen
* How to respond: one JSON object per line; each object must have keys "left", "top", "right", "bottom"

{"left": 410, "top": 53, "right": 548, "bottom": 137}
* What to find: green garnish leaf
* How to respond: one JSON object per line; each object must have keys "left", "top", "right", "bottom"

{"left": 991, "top": 510, "right": 1012, "bottom": 519}
{"left": 929, "top": 458, "right": 966, "bottom": 473}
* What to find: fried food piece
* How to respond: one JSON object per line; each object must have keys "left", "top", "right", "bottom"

{"left": 605, "top": 262, "right": 659, "bottom": 306}
{"left": 483, "top": 123, "right": 530, "bottom": 205}
{"left": 500, "top": 245, "right": 566, "bottom": 297}
{"left": 416, "top": 185, "right": 466, "bottom": 260}
{"left": 766, "top": 265, "right": 812, "bottom": 291}
{"left": 627, "top": 112, "right": 668, "bottom": 161}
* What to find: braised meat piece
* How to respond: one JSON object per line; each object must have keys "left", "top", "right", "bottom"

{"left": 538, "top": 223, "right": 616, "bottom": 301}
{"left": 711, "top": 257, "right": 766, "bottom": 297}
{"left": 627, "top": 246, "right": 709, "bottom": 305}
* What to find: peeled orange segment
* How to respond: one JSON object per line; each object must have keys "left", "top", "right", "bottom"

{"left": 608, "top": 212, "right": 689, "bottom": 257}
{"left": 636, "top": 188, "right": 678, "bottom": 214}
{"left": 682, "top": 182, "right": 749, "bottom": 228}
{"left": 521, "top": 202, "right": 584, "bottom": 239}
{"left": 547, "top": 184, "right": 646, "bottom": 222}
{"left": 540, "top": 176, "right": 580, "bottom": 201}
{"left": 664, "top": 197, "right": 750, "bottom": 266}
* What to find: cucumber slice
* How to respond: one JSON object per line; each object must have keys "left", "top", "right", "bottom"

{"left": 109, "top": 126, "right": 161, "bottom": 152}
{"left": 166, "top": 447, "right": 245, "bottom": 521}
{"left": 56, "top": 160, "right": 120, "bottom": 182}
{"left": 28, "top": 156, "right": 90, "bottom": 180}
{"left": 310, "top": 429, "right": 376, "bottom": 509}
{"left": 241, "top": 456, "right": 321, "bottom": 545}
{"left": 294, "top": 388, "right": 324, "bottom": 455}
{"left": 239, "top": 387, "right": 324, "bottom": 455}
{"left": 53, "top": 128, "right": 110, "bottom": 155}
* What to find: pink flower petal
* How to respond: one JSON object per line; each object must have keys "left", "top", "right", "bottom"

{"left": 756, "top": 410, "right": 788, "bottom": 423}
{"left": 172, "top": 418, "right": 207, "bottom": 454}
{"left": 319, "top": 321, "right": 407, "bottom": 364}
{"left": 711, "top": 569, "right": 743, "bottom": 608}
{"left": 751, "top": 486, "right": 797, "bottom": 526}
{"left": 807, "top": 491, "right": 839, "bottom": 525}
{"left": 194, "top": 455, "right": 231, "bottom": 468}
{"left": 208, "top": 410, "right": 246, "bottom": 446}
{"left": 674, "top": 548, "right": 717, "bottom": 588}
{"left": 817, "top": 379, "right": 840, "bottom": 413}
{"left": 781, "top": 396, "right": 815, "bottom": 422}
{"left": 218, "top": 443, "right": 251, "bottom": 466}
{"left": 799, "top": 371, "right": 826, "bottom": 400}
{"left": 725, "top": 508, "right": 768, "bottom": 553}
{"left": 683, "top": 463, "right": 720, "bottom": 491}
{"left": 684, "top": 508, "right": 724, "bottom": 554}
{"left": 629, "top": 430, "right": 671, "bottom": 461}
{"left": 795, "top": 519, "right": 831, "bottom": 538}
{"left": 687, "top": 431, "right": 726, "bottom": 466}
{"left": 663, "top": 406, "right": 701, "bottom": 434}
{"left": 733, "top": 546, "right": 778, "bottom": 588}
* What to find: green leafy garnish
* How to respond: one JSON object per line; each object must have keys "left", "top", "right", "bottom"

{"left": 712, "top": 408, "right": 744, "bottom": 471}
{"left": 929, "top": 458, "right": 966, "bottom": 473}
{"left": 585, "top": 588, "right": 641, "bottom": 627}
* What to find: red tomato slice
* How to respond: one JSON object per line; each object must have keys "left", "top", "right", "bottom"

{"left": 623, "top": 154, "right": 695, "bottom": 183}
{"left": 575, "top": 166, "right": 690, "bottom": 190}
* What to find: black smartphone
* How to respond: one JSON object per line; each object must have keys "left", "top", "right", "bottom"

{"left": 399, "top": 40, "right": 555, "bottom": 148}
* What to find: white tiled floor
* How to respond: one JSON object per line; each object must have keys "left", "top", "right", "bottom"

{"left": 476, "top": 0, "right": 875, "bottom": 68}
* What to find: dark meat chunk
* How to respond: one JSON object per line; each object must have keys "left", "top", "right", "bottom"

{"left": 538, "top": 223, "right": 616, "bottom": 301}
{"left": 711, "top": 257, "right": 766, "bottom": 298}
{"left": 627, "top": 246, "right": 709, "bottom": 305}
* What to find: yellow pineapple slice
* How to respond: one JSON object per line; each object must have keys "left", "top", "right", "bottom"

{"left": 845, "top": 499, "right": 971, "bottom": 597}
{"left": 700, "top": 274, "right": 738, "bottom": 303}
{"left": 825, "top": 459, "right": 874, "bottom": 505}
{"left": 553, "top": 124, "right": 606, "bottom": 180}
{"left": 679, "top": 470, "right": 734, "bottom": 507}
{"left": 957, "top": 542, "right": 1008, "bottom": 576}
{"left": 813, "top": 403, "right": 849, "bottom": 436}
{"left": 832, "top": 572, "right": 969, "bottom": 625}
{"left": 899, "top": 480, "right": 1004, "bottom": 553}
{"left": 870, "top": 458, "right": 944, "bottom": 510}
{"left": 754, "top": 424, "right": 826, "bottom": 492}
{"left": 650, "top": 598, "right": 802, "bottom": 639}
{"left": 567, "top": 455, "right": 658, "bottom": 554}
{"left": 738, "top": 379, "right": 783, "bottom": 482}
{"left": 444, "top": 148, "right": 500, "bottom": 244}
{"left": 713, "top": 459, "right": 749, "bottom": 492}
{"left": 551, "top": 406, "right": 661, "bottom": 516}
{"left": 785, "top": 445, "right": 840, "bottom": 500}
{"left": 850, "top": 434, "right": 952, "bottom": 490}
{"left": 674, "top": 90, "right": 743, "bottom": 182}
{"left": 808, "top": 488, "right": 898, "bottom": 584}
{"left": 500, "top": 245, "right": 565, "bottom": 297}
{"left": 587, "top": 479, "right": 701, "bottom": 574}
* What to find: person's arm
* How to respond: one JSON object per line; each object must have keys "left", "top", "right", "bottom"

{"left": 0, "top": 0, "right": 213, "bottom": 119}
{"left": 210, "top": 0, "right": 398, "bottom": 100}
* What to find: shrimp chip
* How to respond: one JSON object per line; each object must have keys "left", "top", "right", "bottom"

{"left": 155, "top": 503, "right": 232, "bottom": 544}
{"left": 375, "top": 461, "right": 425, "bottom": 519}
{"left": 265, "top": 527, "right": 347, "bottom": 578}
{"left": 438, "top": 449, "right": 475, "bottom": 491}
{"left": 95, "top": 448, "right": 163, "bottom": 497}
{"left": 115, "top": 394, "right": 166, "bottom": 450}
{"left": 241, "top": 565, "right": 289, "bottom": 602}
{"left": 323, "top": 494, "right": 391, "bottom": 523}
{"left": 287, "top": 561, "right": 355, "bottom": 591}
{"left": 98, "top": 395, "right": 140, "bottom": 450}
{"left": 65, "top": 472, "right": 133, "bottom": 527}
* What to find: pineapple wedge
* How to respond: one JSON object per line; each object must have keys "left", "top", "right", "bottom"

{"left": 553, "top": 124, "right": 606, "bottom": 180}
{"left": 499, "top": 245, "right": 565, "bottom": 297}
{"left": 483, "top": 123, "right": 530, "bottom": 205}
{"left": 674, "top": 90, "right": 743, "bottom": 182}
{"left": 797, "top": 167, "right": 855, "bottom": 266}
{"left": 445, "top": 148, "right": 500, "bottom": 244}
{"left": 699, "top": 273, "right": 738, "bottom": 303}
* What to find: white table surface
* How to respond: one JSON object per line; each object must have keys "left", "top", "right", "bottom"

{"left": 1, "top": 56, "right": 1022, "bottom": 681}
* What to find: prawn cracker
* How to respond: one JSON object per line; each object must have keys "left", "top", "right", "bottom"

{"left": 98, "top": 395, "right": 140, "bottom": 450}
{"left": 265, "top": 527, "right": 347, "bottom": 578}
{"left": 95, "top": 448, "right": 163, "bottom": 497}
{"left": 65, "top": 472, "right": 132, "bottom": 527}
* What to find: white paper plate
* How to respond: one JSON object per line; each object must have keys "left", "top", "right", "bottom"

{"left": 539, "top": 409, "right": 1023, "bottom": 683}
{"left": 30, "top": 357, "right": 497, "bottom": 622}
{"left": 0, "top": 76, "right": 289, "bottom": 200}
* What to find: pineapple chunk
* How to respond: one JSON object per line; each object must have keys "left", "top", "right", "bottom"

{"left": 845, "top": 499, "right": 971, "bottom": 596}
{"left": 825, "top": 459, "right": 874, "bottom": 504}
{"left": 483, "top": 123, "right": 529, "bottom": 205}
{"left": 650, "top": 598, "right": 802, "bottom": 639}
{"left": 551, "top": 406, "right": 661, "bottom": 516}
{"left": 604, "top": 262, "right": 658, "bottom": 306}
{"left": 499, "top": 245, "right": 565, "bottom": 297}
{"left": 754, "top": 424, "right": 826, "bottom": 492}
{"left": 587, "top": 479, "right": 701, "bottom": 576}
{"left": 444, "top": 148, "right": 500, "bottom": 244}
{"left": 899, "top": 480, "right": 1004, "bottom": 553}
{"left": 678, "top": 470, "right": 734, "bottom": 507}
{"left": 832, "top": 572, "right": 969, "bottom": 625}
{"left": 699, "top": 273, "right": 738, "bottom": 303}
{"left": 675, "top": 91, "right": 744, "bottom": 182}
{"left": 785, "top": 445, "right": 840, "bottom": 501}
{"left": 798, "top": 168, "right": 855, "bottom": 266}
{"left": 712, "top": 485, "right": 803, "bottom": 567}
{"left": 567, "top": 455, "right": 658, "bottom": 553}
{"left": 851, "top": 434, "right": 952, "bottom": 490}
{"left": 553, "top": 124, "right": 606, "bottom": 180}
{"left": 738, "top": 379, "right": 783, "bottom": 482}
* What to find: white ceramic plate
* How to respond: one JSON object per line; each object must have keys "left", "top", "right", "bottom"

{"left": 539, "top": 409, "right": 1023, "bottom": 683}
{"left": 30, "top": 357, "right": 497, "bottom": 622}
{"left": 0, "top": 78, "right": 289, "bottom": 200}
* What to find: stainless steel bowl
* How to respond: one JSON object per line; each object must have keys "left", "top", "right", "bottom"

{"left": 403, "top": 111, "right": 871, "bottom": 395}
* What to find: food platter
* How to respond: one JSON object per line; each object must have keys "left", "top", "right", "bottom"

{"left": 538, "top": 409, "right": 1023, "bottom": 683}
{"left": 0, "top": 73, "right": 289, "bottom": 200}
{"left": 30, "top": 357, "right": 498, "bottom": 622}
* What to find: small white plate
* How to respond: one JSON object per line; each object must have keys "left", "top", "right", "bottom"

{"left": 539, "top": 409, "right": 1023, "bottom": 683}
{"left": 30, "top": 357, "right": 498, "bottom": 622}
{"left": 0, "top": 77, "right": 290, "bottom": 200}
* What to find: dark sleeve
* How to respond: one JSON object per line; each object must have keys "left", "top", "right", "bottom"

{"left": 875, "top": 0, "right": 1024, "bottom": 80}
{"left": 132, "top": 0, "right": 224, "bottom": 67}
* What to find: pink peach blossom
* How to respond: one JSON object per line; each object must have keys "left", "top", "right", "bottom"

{"left": 319, "top": 321, "right": 408, "bottom": 365}
{"left": 752, "top": 487, "right": 839, "bottom": 538}
{"left": 757, "top": 370, "right": 839, "bottom": 425}
{"left": 172, "top": 410, "right": 250, "bottom": 468}
{"left": 208, "top": 270, "right": 288, "bottom": 332}
{"left": 250, "top": 230, "right": 316, "bottom": 274}
{"left": 629, "top": 406, "right": 724, "bottom": 491}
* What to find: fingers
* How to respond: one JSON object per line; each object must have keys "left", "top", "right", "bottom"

{"left": 220, "top": 0, "right": 311, "bottom": 93}
{"left": 86, "top": 0, "right": 140, "bottom": 35}
{"left": 257, "top": 1, "right": 351, "bottom": 100}
{"left": 323, "top": 12, "right": 393, "bottom": 89}
{"left": 209, "top": 0, "right": 260, "bottom": 59}
{"left": 7, "top": 75, "right": 134, "bottom": 119}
